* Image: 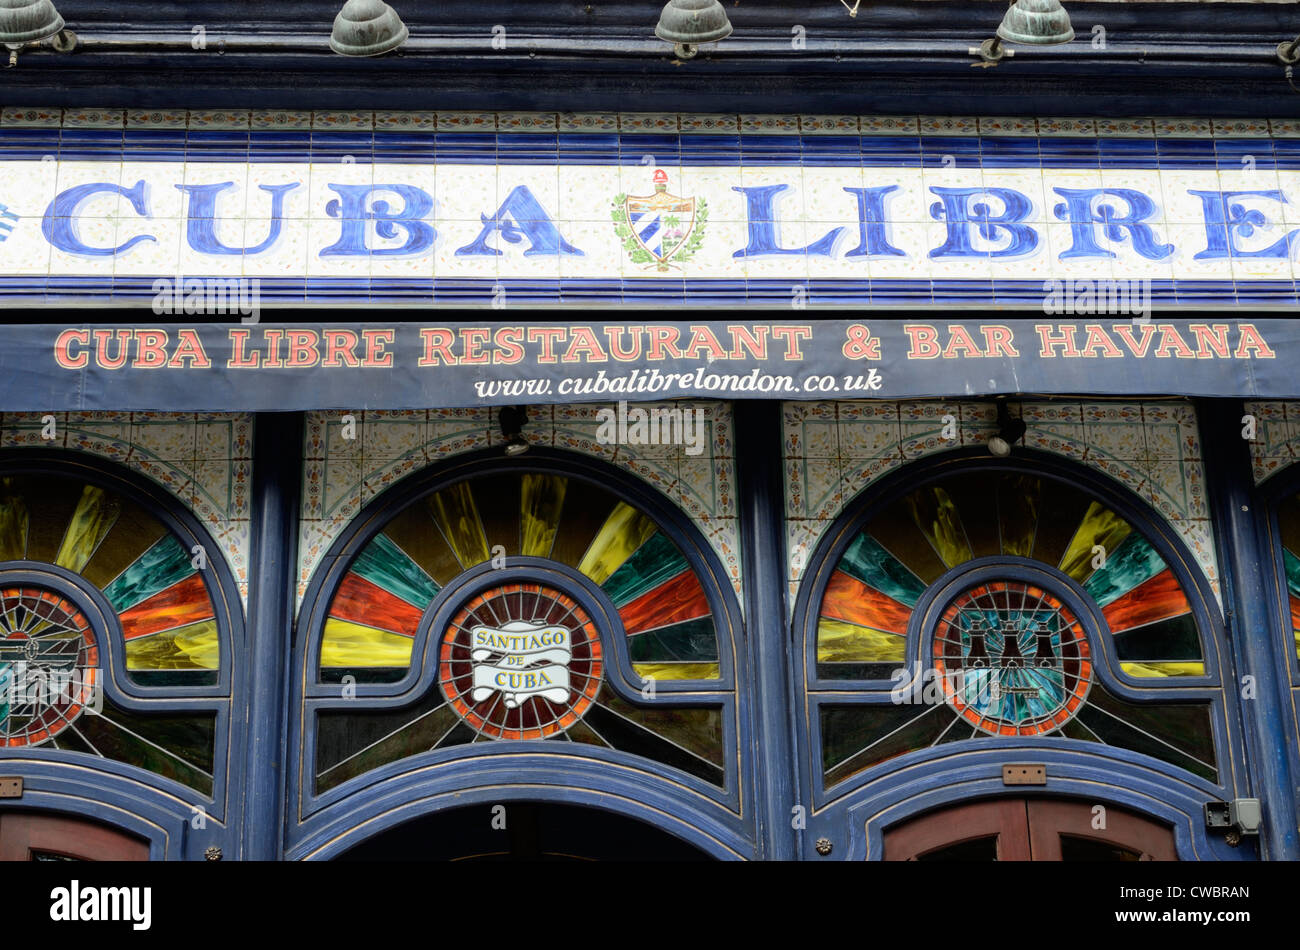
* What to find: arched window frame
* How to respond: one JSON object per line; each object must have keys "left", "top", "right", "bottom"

{"left": 791, "top": 448, "right": 1247, "bottom": 859}
{"left": 0, "top": 449, "right": 247, "bottom": 858}
{"left": 289, "top": 446, "right": 751, "bottom": 858}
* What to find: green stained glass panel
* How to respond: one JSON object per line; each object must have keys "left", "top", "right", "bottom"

{"left": 102, "top": 534, "right": 194, "bottom": 613}
{"left": 601, "top": 532, "right": 689, "bottom": 607}
{"left": 838, "top": 531, "right": 926, "bottom": 607}
{"left": 627, "top": 616, "right": 719, "bottom": 662}
{"left": 352, "top": 532, "right": 440, "bottom": 608}
{"left": 1084, "top": 532, "right": 1167, "bottom": 607}
{"left": 1284, "top": 549, "right": 1300, "bottom": 599}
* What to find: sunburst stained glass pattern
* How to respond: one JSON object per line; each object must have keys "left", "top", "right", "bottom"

{"left": 319, "top": 472, "right": 721, "bottom": 683}
{"left": 815, "top": 471, "right": 1203, "bottom": 681}
{"left": 1276, "top": 494, "right": 1300, "bottom": 661}
{"left": 0, "top": 475, "right": 220, "bottom": 685}
{"left": 312, "top": 469, "right": 731, "bottom": 792}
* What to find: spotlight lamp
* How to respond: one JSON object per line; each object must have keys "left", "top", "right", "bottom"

{"left": 987, "top": 399, "right": 1027, "bottom": 458}
{"left": 655, "top": 0, "right": 733, "bottom": 60}
{"left": 499, "top": 406, "right": 531, "bottom": 456}
{"left": 330, "top": 0, "right": 408, "bottom": 57}
{"left": 972, "top": 0, "right": 1074, "bottom": 66}
{"left": 1, "top": 0, "right": 77, "bottom": 68}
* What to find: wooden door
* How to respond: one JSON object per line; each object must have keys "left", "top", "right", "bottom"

{"left": 0, "top": 811, "right": 149, "bottom": 861}
{"left": 883, "top": 797, "right": 1177, "bottom": 861}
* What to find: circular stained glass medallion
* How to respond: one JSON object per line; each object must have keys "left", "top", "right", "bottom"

{"left": 439, "top": 582, "right": 603, "bottom": 740}
{"left": 931, "top": 580, "right": 1091, "bottom": 737}
{"left": 0, "top": 586, "right": 100, "bottom": 747}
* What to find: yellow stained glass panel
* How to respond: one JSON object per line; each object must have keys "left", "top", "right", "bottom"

{"left": 321, "top": 618, "right": 414, "bottom": 668}
{"left": 125, "top": 619, "right": 220, "bottom": 670}
{"left": 55, "top": 485, "right": 121, "bottom": 574}
{"left": 632, "top": 662, "right": 721, "bottom": 681}
{"left": 428, "top": 482, "right": 490, "bottom": 569}
{"left": 521, "top": 473, "right": 566, "bottom": 558}
{"left": 1059, "top": 501, "right": 1132, "bottom": 583}
{"left": 906, "top": 485, "right": 973, "bottom": 569}
{"left": 578, "top": 502, "right": 658, "bottom": 584}
{"left": 817, "top": 618, "right": 905, "bottom": 663}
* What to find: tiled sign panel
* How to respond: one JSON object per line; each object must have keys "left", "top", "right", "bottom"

{"left": 2, "top": 111, "right": 1300, "bottom": 305}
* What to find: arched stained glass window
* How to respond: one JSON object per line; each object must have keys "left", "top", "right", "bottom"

{"left": 303, "top": 464, "right": 736, "bottom": 799}
{"left": 319, "top": 471, "right": 720, "bottom": 684}
{"left": 0, "top": 469, "right": 231, "bottom": 797}
{"left": 806, "top": 465, "right": 1222, "bottom": 792}
{"left": 816, "top": 471, "right": 1203, "bottom": 681}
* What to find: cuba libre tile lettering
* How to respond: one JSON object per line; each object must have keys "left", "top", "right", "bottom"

{"left": 2, "top": 113, "right": 1300, "bottom": 304}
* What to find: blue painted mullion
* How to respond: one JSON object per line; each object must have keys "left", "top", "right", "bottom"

{"left": 239, "top": 411, "right": 304, "bottom": 859}
{"left": 1197, "top": 397, "right": 1300, "bottom": 860}
{"left": 734, "top": 400, "right": 800, "bottom": 859}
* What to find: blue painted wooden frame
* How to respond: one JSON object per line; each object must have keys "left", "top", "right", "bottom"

{"left": 1197, "top": 399, "right": 1300, "bottom": 859}
{"left": 287, "top": 445, "right": 754, "bottom": 860}
{"left": 0, "top": 448, "right": 247, "bottom": 860}
{"left": 1248, "top": 454, "right": 1300, "bottom": 854}
{"left": 790, "top": 446, "right": 1249, "bottom": 860}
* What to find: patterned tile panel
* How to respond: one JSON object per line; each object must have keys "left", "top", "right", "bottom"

{"left": 1245, "top": 401, "right": 1300, "bottom": 485}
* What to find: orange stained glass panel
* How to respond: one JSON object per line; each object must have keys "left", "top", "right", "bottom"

{"left": 1102, "top": 568, "right": 1191, "bottom": 634}
{"left": 118, "top": 574, "right": 215, "bottom": 640}
{"left": 618, "top": 569, "right": 710, "bottom": 634}
{"left": 821, "top": 569, "right": 913, "bottom": 635}
{"left": 329, "top": 572, "right": 426, "bottom": 638}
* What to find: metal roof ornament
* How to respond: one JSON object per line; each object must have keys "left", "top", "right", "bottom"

{"left": 655, "top": 0, "right": 733, "bottom": 60}
{"left": 972, "top": 0, "right": 1073, "bottom": 66}
{"left": 330, "top": 0, "right": 409, "bottom": 57}
{"left": 997, "top": 0, "right": 1074, "bottom": 46}
{"left": 2, "top": 0, "right": 75, "bottom": 67}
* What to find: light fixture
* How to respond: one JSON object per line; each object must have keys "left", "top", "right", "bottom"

{"left": 972, "top": 0, "right": 1074, "bottom": 66}
{"left": 655, "top": 0, "right": 732, "bottom": 60}
{"left": 1279, "top": 34, "right": 1300, "bottom": 65}
{"left": 987, "top": 399, "right": 1027, "bottom": 457}
{"left": 330, "top": 0, "right": 408, "bottom": 57}
{"left": 1, "top": 0, "right": 76, "bottom": 68}
{"left": 499, "top": 406, "right": 530, "bottom": 456}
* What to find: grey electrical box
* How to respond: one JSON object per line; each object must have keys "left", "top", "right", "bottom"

{"left": 1204, "top": 798, "right": 1261, "bottom": 835}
